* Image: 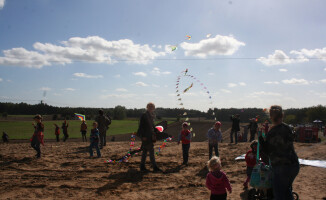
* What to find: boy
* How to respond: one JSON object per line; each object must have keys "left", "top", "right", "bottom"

{"left": 178, "top": 122, "right": 191, "bottom": 165}
{"left": 89, "top": 122, "right": 101, "bottom": 158}
{"left": 207, "top": 121, "right": 222, "bottom": 159}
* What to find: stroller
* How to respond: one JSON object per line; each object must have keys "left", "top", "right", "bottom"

{"left": 247, "top": 132, "right": 299, "bottom": 200}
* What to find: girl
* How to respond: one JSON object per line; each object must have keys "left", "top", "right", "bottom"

{"left": 31, "top": 115, "right": 44, "bottom": 158}
{"left": 177, "top": 122, "right": 191, "bottom": 165}
{"left": 206, "top": 156, "right": 232, "bottom": 200}
{"left": 243, "top": 140, "right": 258, "bottom": 188}
{"left": 54, "top": 124, "right": 60, "bottom": 142}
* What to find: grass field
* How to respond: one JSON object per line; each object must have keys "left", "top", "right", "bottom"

{"left": 0, "top": 119, "right": 175, "bottom": 140}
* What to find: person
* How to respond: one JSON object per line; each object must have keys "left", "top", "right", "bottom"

{"left": 89, "top": 122, "right": 101, "bottom": 158}
{"left": 243, "top": 140, "right": 258, "bottom": 189}
{"left": 263, "top": 119, "right": 270, "bottom": 135}
{"left": 62, "top": 120, "right": 69, "bottom": 142}
{"left": 207, "top": 121, "right": 222, "bottom": 159}
{"left": 2, "top": 131, "right": 9, "bottom": 143}
{"left": 206, "top": 156, "right": 232, "bottom": 200}
{"left": 177, "top": 122, "right": 191, "bottom": 165}
{"left": 31, "top": 115, "right": 44, "bottom": 158}
{"left": 230, "top": 114, "right": 240, "bottom": 144}
{"left": 259, "top": 105, "right": 299, "bottom": 200}
{"left": 54, "top": 124, "right": 60, "bottom": 142}
{"left": 137, "top": 102, "right": 161, "bottom": 172}
{"left": 242, "top": 124, "right": 249, "bottom": 142}
{"left": 95, "top": 110, "right": 111, "bottom": 149}
{"left": 248, "top": 118, "right": 258, "bottom": 142}
{"left": 80, "top": 120, "right": 87, "bottom": 142}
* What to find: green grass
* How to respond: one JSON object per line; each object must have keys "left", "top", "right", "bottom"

{"left": 0, "top": 119, "right": 175, "bottom": 139}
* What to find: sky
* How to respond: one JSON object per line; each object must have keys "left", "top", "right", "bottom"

{"left": 0, "top": 0, "right": 325, "bottom": 111}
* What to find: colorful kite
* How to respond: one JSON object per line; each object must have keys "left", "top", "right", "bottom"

{"left": 75, "top": 113, "right": 86, "bottom": 121}
{"left": 171, "top": 45, "right": 177, "bottom": 51}
{"left": 186, "top": 35, "right": 191, "bottom": 40}
{"left": 183, "top": 83, "right": 193, "bottom": 93}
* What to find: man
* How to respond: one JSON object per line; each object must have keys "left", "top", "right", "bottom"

{"left": 137, "top": 102, "right": 161, "bottom": 172}
{"left": 230, "top": 114, "right": 240, "bottom": 144}
{"left": 95, "top": 109, "right": 111, "bottom": 149}
{"left": 248, "top": 118, "right": 258, "bottom": 142}
{"left": 207, "top": 121, "right": 222, "bottom": 159}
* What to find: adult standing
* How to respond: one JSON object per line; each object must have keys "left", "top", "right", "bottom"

{"left": 259, "top": 105, "right": 299, "bottom": 200}
{"left": 80, "top": 120, "right": 87, "bottom": 142}
{"left": 95, "top": 109, "right": 111, "bottom": 149}
{"left": 137, "top": 102, "right": 161, "bottom": 172}
{"left": 62, "top": 120, "right": 69, "bottom": 142}
{"left": 207, "top": 121, "right": 222, "bottom": 159}
{"left": 248, "top": 118, "right": 258, "bottom": 142}
{"left": 230, "top": 114, "right": 240, "bottom": 144}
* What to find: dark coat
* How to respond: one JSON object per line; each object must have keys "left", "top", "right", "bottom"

{"left": 137, "top": 111, "right": 155, "bottom": 143}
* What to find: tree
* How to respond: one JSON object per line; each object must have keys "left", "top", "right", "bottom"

{"left": 113, "top": 105, "right": 127, "bottom": 120}
{"left": 284, "top": 114, "right": 297, "bottom": 125}
{"left": 306, "top": 105, "right": 326, "bottom": 123}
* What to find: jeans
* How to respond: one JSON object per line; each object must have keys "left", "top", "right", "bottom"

{"left": 89, "top": 142, "right": 101, "bottom": 157}
{"left": 31, "top": 136, "right": 41, "bottom": 157}
{"left": 230, "top": 130, "right": 238, "bottom": 144}
{"left": 182, "top": 143, "right": 190, "bottom": 164}
{"left": 56, "top": 135, "right": 59, "bottom": 142}
{"left": 99, "top": 129, "right": 107, "bottom": 147}
{"left": 140, "top": 143, "right": 157, "bottom": 169}
{"left": 209, "top": 143, "right": 219, "bottom": 159}
{"left": 81, "top": 131, "right": 87, "bottom": 142}
{"left": 272, "top": 162, "right": 300, "bottom": 200}
{"left": 63, "top": 133, "right": 69, "bottom": 142}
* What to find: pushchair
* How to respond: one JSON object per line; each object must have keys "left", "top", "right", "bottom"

{"left": 247, "top": 132, "right": 299, "bottom": 200}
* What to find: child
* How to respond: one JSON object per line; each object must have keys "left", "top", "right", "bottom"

{"left": 2, "top": 131, "right": 9, "bottom": 143}
{"left": 206, "top": 156, "right": 232, "bottom": 200}
{"left": 207, "top": 121, "right": 222, "bottom": 159}
{"left": 31, "top": 115, "right": 44, "bottom": 158}
{"left": 80, "top": 120, "right": 87, "bottom": 142}
{"left": 177, "top": 122, "right": 191, "bottom": 165}
{"left": 62, "top": 120, "right": 69, "bottom": 142}
{"left": 89, "top": 122, "right": 101, "bottom": 158}
{"left": 243, "top": 140, "right": 258, "bottom": 188}
{"left": 54, "top": 124, "right": 60, "bottom": 142}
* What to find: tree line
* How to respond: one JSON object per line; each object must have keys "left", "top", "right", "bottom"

{"left": 0, "top": 102, "right": 325, "bottom": 124}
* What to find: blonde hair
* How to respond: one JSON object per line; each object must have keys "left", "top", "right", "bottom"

{"left": 269, "top": 105, "right": 283, "bottom": 123}
{"left": 207, "top": 156, "right": 222, "bottom": 171}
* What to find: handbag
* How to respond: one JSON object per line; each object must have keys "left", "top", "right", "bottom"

{"left": 250, "top": 131, "right": 273, "bottom": 189}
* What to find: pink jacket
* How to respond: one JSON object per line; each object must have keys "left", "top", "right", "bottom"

{"left": 206, "top": 170, "right": 232, "bottom": 195}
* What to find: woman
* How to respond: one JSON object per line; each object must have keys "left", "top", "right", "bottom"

{"left": 259, "top": 105, "right": 299, "bottom": 200}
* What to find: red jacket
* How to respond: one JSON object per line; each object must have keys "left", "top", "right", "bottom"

{"left": 206, "top": 170, "right": 232, "bottom": 195}
{"left": 179, "top": 130, "right": 191, "bottom": 144}
{"left": 245, "top": 149, "right": 256, "bottom": 167}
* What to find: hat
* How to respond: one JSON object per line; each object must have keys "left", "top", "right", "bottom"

{"left": 182, "top": 122, "right": 188, "bottom": 127}
{"left": 33, "top": 114, "right": 42, "bottom": 120}
{"left": 215, "top": 121, "right": 222, "bottom": 127}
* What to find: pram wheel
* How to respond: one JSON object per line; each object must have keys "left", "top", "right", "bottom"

{"left": 293, "top": 192, "right": 299, "bottom": 200}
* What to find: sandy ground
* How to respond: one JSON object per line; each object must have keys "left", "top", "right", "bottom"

{"left": 1, "top": 123, "right": 326, "bottom": 199}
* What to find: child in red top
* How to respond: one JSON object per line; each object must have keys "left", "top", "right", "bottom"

{"left": 206, "top": 156, "right": 232, "bottom": 200}
{"left": 54, "top": 124, "right": 60, "bottom": 142}
{"left": 178, "top": 122, "right": 191, "bottom": 165}
{"left": 243, "top": 140, "right": 258, "bottom": 188}
{"left": 31, "top": 115, "right": 44, "bottom": 158}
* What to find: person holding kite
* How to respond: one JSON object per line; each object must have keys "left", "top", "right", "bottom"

{"left": 62, "top": 120, "right": 69, "bottom": 142}
{"left": 54, "top": 124, "right": 60, "bottom": 142}
{"left": 137, "top": 102, "right": 162, "bottom": 172}
{"left": 178, "top": 122, "right": 192, "bottom": 165}
{"left": 80, "top": 120, "right": 87, "bottom": 142}
{"left": 31, "top": 115, "right": 44, "bottom": 158}
{"left": 230, "top": 114, "right": 240, "bottom": 144}
{"left": 95, "top": 109, "right": 111, "bottom": 149}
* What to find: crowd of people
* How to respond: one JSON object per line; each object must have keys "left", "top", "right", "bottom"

{"left": 1, "top": 103, "right": 300, "bottom": 200}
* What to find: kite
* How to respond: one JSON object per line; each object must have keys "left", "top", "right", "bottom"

{"left": 186, "top": 35, "right": 191, "bottom": 40}
{"left": 183, "top": 83, "right": 193, "bottom": 93}
{"left": 206, "top": 34, "right": 212, "bottom": 38}
{"left": 75, "top": 113, "right": 86, "bottom": 121}
{"left": 171, "top": 45, "right": 177, "bottom": 51}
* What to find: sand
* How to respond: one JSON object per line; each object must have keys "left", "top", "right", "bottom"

{"left": 1, "top": 122, "right": 326, "bottom": 199}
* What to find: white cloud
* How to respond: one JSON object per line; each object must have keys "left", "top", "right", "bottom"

{"left": 157, "top": 45, "right": 162, "bottom": 49}
{"left": 238, "top": 82, "right": 246, "bottom": 86}
{"left": 180, "top": 35, "right": 245, "bottom": 58}
{"left": 208, "top": 73, "right": 215, "bottom": 76}
{"left": 290, "top": 47, "right": 326, "bottom": 62}
{"left": 63, "top": 88, "right": 76, "bottom": 91}
{"left": 116, "top": 88, "right": 128, "bottom": 92}
{"left": 320, "top": 79, "right": 326, "bottom": 83}
{"left": 100, "top": 93, "right": 137, "bottom": 99}
{"left": 114, "top": 74, "right": 121, "bottom": 78}
{"left": 0, "top": 78, "right": 2, "bottom": 82}
{"left": 40, "top": 87, "right": 51, "bottom": 91}
{"left": 0, "top": 0, "right": 5, "bottom": 10}
{"left": 0, "top": 36, "right": 166, "bottom": 68}
{"left": 151, "top": 67, "right": 171, "bottom": 76}
{"left": 220, "top": 89, "right": 231, "bottom": 93}
{"left": 282, "top": 78, "right": 309, "bottom": 85}
{"left": 264, "top": 81, "right": 280, "bottom": 85}
{"left": 250, "top": 91, "right": 282, "bottom": 96}
{"left": 324, "top": 68, "right": 326, "bottom": 71}
{"left": 133, "top": 72, "right": 147, "bottom": 77}
{"left": 257, "top": 50, "right": 306, "bottom": 66}
{"left": 135, "top": 82, "right": 148, "bottom": 87}
{"left": 73, "top": 72, "right": 103, "bottom": 79}
{"left": 279, "top": 68, "right": 288, "bottom": 72}
{"left": 152, "top": 84, "right": 160, "bottom": 88}
{"left": 228, "top": 83, "right": 237, "bottom": 88}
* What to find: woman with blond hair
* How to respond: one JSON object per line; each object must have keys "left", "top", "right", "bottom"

{"left": 259, "top": 105, "right": 299, "bottom": 200}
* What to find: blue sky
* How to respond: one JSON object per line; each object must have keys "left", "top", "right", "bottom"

{"left": 0, "top": 0, "right": 325, "bottom": 111}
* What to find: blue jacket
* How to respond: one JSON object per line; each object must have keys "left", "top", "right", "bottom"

{"left": 90, "top": 128, "right": 100, "bottom": 143}
{"left": 207, "top": 128, "right": 222, "bottom": 144}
